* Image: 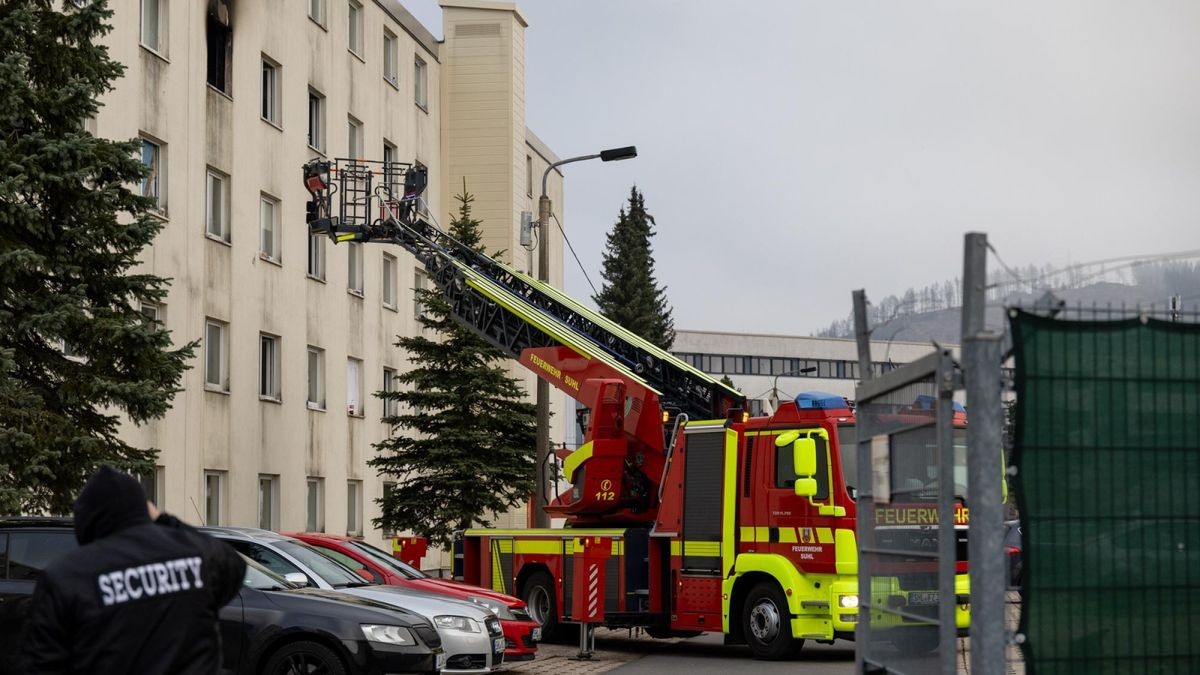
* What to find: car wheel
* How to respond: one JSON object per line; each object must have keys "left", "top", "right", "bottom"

{"left": 263, "top": 640, "right": 347, "bottom": 675}
{"left": 742, "top": 582, "right": 803, "bottom": 660}
{"left": 523, "top": 571, "right": 574, "bottom": 643}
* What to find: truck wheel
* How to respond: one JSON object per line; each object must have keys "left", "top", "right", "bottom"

{"left": 523, "top": 571, "right": 573, "bottom": 643}
{"left": 742, "top": 582, "right": 803, "bottom": 660}
{"left": 263, "top": 640, "right": 347, "bottom": 675}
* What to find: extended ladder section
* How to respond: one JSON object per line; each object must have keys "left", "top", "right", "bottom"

{"left": 303, "top": 158, "right": 745, "bottom": 422}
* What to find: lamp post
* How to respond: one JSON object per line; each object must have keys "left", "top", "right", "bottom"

{"left": 767, "top": 366, "right": 817, "bottom": 412}
{"left": 533, "top": 146, "right": 637, "bottom": 529}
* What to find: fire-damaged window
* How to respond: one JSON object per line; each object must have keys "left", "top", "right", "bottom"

{"left": 775, "top": 430, "right": 830, "bottom": 501}
{"left": 207, "top": 0, "right": 232, "bottom": 94}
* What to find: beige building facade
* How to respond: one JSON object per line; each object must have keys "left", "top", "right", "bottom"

{"left": 99, "top": 0, "right": 567, "bottom": 553}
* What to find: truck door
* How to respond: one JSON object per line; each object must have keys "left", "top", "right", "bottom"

{"left": 768, "top": 428, "right": 837, "bottom": 573}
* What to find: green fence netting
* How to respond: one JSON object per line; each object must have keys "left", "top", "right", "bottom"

{"left": 1011, "top": 310, "right": 1200, "bottom": 674}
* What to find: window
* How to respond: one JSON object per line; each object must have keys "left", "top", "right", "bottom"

{"left": 7, "top": 532, "right": 77, "bottom": 582}
{"left": 413, "top": 270, "right": 427, "bottom": 320}
{"left": 139, "top": 301, "right": 160, "bottom": 323}
{"left": 383, "top": 141, "right": 395, "bottom": 165}
{"left": 346, "top": 357, "right": 363, "bottom": 416}
{"left": 261, "top": 57, "right": 281, "bottom": 125}
{"left": 347, "top": 480, "right": 362, "bottom": 536}
{"left": 307, "top": 346, "right": 325, "bottom": 409}
{"left": 259, "top": 333, "right": 280, "bottom": 400}
{"left": 306, "top": 478, "right": 325, "bottom": 531}
{"left": 775, "top": 431, "right": 830, "bottom": 501}
{"left": 381, "top": 481, "right": 397, "bottom": 537}
{"left": 205, "top": 169, "right": 229, "bottom": 241}
{"left": 347, "top": 116, "right": 362, "bottom": 158}
{"left": 258, "top": 475, "right": 279, "bottom": 530}
{"left": 206, "top": 0, "right": 231, "bottom": 92}
{"left": 138, "top": 466, "right": 165, "bottom": 506}
{"left": 347, "top": 1, "right": 363, "bottom": 55}
{"left": 347, "top": 243, "right": 363, "bottom": 294}
{"left": 259, "top": 194, "right": 280, "bottom": 261}
{"left": 204, "top": 470, "right": 225, "bottom": 526}
{"left": 204, "top": 319, "right": 228, "bottom": 391}
{"left": 308, "top": 233, "right": 326, "bottom": 280}
{"left": 414, "top": 55, "right": 427, "bottom": 109}
{"left": 383, "top": 30, "right": 397, "bottom": 85}
{"left": 140, "top": 0, "right": 162, "bottom": 53}
{"left": 526, "top": 155, "right": 533, "bottom": 197}
{"left": 308, "top": 0, "right": 325, "bottom": 25}
{"left": 308, "top": 89, "right": 325, "bottom": 151}
{"left": 382, "top": 368, "right": 397, "bottom": 418}
{"left": 140, "top": 137, "right": 164, "bottom": 211}
{"left": 382, "top": 254, "right": 396, "bottom": 308}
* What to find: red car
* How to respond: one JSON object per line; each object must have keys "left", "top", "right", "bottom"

{"left": 286, "top": 532, "right": 540, "bottom": 661}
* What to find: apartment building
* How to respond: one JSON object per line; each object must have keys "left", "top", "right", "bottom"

{"left": 102, "top": 0, "right": 567, "bottom": 552}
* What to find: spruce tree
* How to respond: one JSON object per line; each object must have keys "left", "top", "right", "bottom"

{"left": 593, "top": 186, "right": 675, "bottom": 350}
{"left": 0, "top": 0, "right": 194, "bottom": 514}
{"left": 371, "top": 184, "right": 537, "bottom": 547}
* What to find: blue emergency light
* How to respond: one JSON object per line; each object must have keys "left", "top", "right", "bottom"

{"left": 795, "top": 392, "right": 851, "bottom": 410}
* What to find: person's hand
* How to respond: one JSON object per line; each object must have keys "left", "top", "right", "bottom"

{"left": 147, "top": 500, "right": 160, "bottom": 521}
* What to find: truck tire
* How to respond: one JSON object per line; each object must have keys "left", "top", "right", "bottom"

{"left": 523, "top": 571, "right": 574, "bottom": 643}
{"left": 742, "top": 582, "right": 803, "bottom": 660}
{"left": 263, "top": 640, "right": 347, "bottom": 675}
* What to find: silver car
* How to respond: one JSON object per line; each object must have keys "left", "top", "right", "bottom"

{"left": 204, "top": 527, "right": 505, "bottom": 674}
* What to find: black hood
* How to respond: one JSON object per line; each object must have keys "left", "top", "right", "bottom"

{"left": 73, "top": 466, "right": 151, "bottom": 544}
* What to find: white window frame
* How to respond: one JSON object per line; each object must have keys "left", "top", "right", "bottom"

{"left": 308, "top": 232, "right": 326, "bottom": 281}
{"left": 346, "top": 357, "right": 363, "bottom": 417}
{"left": 204, "top": 319, "right": 229, "bottom": 392}
{"left": 205, "top": 168, "right": 229, "bottom": 242}
{"left": 382, "top": 253, "right": 396, "bottom": 309}
{"left": 307, "top": 346, "right": 325, "bottom": 410}
{"left": 308, "top": 0, "right": 326, "bottom": 26}
{"left": 383, "top": 30, "right": 398, "bottom": 86}
{"left": 260, "top": 193, "right": 280, "bottom": 262}
{"left": 204, "top": 470, "right": 225, "bottom": 526}
{"left": 258, "top": 474, "right": 280, "bottom": 530}
{"left": 414, "top": 55, "right": 428, "bottom": 110}
{"left": 139, "top": 466, "right": 165, "bottom": 507}
{"left": 140, "top": 0, "right": 163, "bottom": 54}
{"left": 259, "top": 333, "right": 281, "bottom": 401}
{"left": 382, "top": 367, "right": 397, "bottom": 419}
{"left": 348, "top": 0, "right": 364, "bottom": 56}
{"left": 413, "top": 270, "right": 428, "bottom": 320}
{"left": 347, "top": 480, "right": 363, "bottom": 536}
{"left": 347, "top": 242, "right": 364, "bottom": 295}
{"left": 347, "top": 116, "right": 362, "bottom": 159}
{"left": 308, "top": 88, "right": 325, "bottom": 152}
{"left": 139, "top": 301, "right": 160, "bottom": 323}
{"left": 306, "top": 477, "right": 325, "bottom": 532}
{"left": 140, "top": 136, "right": 165, "bottom": 212}
{"left": 261, "top": 56, "right": 281, "bottom": 127}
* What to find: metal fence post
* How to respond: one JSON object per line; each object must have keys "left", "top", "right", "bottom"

{"left": 962, "top": 232, "right": 1005, "bottom": 675}
{"left": 853, "top": 289, "right": 872, "bottom": 383}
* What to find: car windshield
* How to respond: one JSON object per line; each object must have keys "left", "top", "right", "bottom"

{"left": 836, "top": 425, "right": 968, "bottom": 501}
{"left": 242, "top": 555, "right": 295, "bottom": 591}
{"left": 349, "top": 541, "right": 427, "bottom": 580}
{"left": 275, "top": 540, "right": 367, "bottom": 588}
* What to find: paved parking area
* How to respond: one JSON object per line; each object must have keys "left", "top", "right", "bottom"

{"left": 503, "top": 629, "right": 680, "bottom": 674}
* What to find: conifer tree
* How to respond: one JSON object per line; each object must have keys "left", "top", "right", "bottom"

{"left": 593, "top": 186, "right": 675, "bottom": 350}
{"left": 371, "top": 184, "right": 537, "bottom": 547}
{"left": 0, "top": 0, "right": 194, "bottom": 514}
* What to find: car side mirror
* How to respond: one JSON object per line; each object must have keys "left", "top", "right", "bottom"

{"left": 284, "top": 572, "right": 309, "bottom": 587}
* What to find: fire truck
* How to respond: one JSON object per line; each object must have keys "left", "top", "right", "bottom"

{"left": 303, "top": 158, "right": 970, "bottom": 660}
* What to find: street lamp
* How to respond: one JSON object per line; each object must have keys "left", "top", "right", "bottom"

{"left": 767, "top": 366, "right": 817, "bottom": 413}
{"left": 533, "top": 145, "right": 637, "bottom": 528}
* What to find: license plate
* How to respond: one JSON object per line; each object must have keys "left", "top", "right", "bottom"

{"left": 909, "top": 591, "right": 939, "bottom": 606}
{"left": 531, "top": 627, "right": 542, "bottom": 642}
{"left": 493, "top": 637, "right": 506, "bottom": 653}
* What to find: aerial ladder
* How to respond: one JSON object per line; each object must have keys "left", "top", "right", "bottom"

{"left": 303, "top": 157, "right": 744, "bottom": 525}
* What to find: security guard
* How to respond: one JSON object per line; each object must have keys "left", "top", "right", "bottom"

{"left": 22, "top": 466, "right": 246, "bottom": 674}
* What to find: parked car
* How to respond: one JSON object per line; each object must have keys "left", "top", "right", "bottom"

{"left": 206, "top": 527, "right": 506, "bottom": 674}
{"left": 0, "top": 517, "right": 444, "bottom": 675}
{"left": 288, "top": 531, "right": 540, "bottom": 661}
{"left": 1004, "top": 519, "right": 1022, "bottom": 588}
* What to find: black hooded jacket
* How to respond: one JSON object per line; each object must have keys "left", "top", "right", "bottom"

{"left": 20, "top": 467, "right": 246, "bottom": 674}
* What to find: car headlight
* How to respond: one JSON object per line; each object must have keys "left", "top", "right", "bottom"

{"left": 467, "top": 595, "right": 514, "bottom": 620}
{"left": 838, "top": 594, "right": 860, "bottom": 609}
{"left": 361, "top": 624, "right": 417, "bottom": 645}
{"left": 434, "top": 615, "right": 480, "bottom": 633}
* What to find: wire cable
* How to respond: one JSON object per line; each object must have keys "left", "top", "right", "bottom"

{"left": 550, "top": 212, "right": 599, "bottom": 298}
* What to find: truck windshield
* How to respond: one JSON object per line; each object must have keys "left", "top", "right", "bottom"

{"left": 836, "top": 425, "right": 968, "bottom": 502}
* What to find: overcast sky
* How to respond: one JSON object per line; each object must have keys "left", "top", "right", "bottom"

{"left": 406, "top": 1, "right": 1199, "bottom": 335}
